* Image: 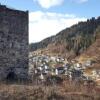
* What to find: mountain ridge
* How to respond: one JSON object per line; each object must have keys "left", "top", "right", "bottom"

{"left": 30, "top": 16, "right": 100, "bottom": 60}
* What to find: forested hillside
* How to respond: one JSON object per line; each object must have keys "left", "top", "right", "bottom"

{"left": 30, "top": 17, "right": 100, "bottom": 59}
{"left": 77, "top": 25, "right": 100, "bottom": 68}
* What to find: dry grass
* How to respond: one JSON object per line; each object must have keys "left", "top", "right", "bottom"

{"left": 0, "top": 80, "right": 100, "bottom": 100}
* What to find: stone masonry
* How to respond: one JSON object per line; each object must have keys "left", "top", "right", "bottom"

{"left": 0, "top": 5, "right": 29, "bottom": 80}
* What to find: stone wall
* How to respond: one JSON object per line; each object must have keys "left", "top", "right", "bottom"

{"left": 0, "top": 5, "right": 29, "bottom": 80}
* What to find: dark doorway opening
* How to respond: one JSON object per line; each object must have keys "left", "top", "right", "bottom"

{"left": 6, "top": 72, "right": 17, "bottom": 81}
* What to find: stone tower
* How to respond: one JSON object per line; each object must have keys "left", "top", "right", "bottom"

{"left": 0, "top": 5, "right": 28, "bottom": 80}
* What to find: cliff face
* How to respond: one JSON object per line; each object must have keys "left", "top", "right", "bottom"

{"left": 30, "top": 17, "right": 100, "bottom": 59}
{"left": 0, "top": 5, "right": 29, "bottom": 80}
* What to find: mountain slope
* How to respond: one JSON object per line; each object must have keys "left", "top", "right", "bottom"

{"left": 77, "top": 25, "right": 100, "bottom": 68}
{"left": 30, "top": 16, "right": 100, "bottom": 59}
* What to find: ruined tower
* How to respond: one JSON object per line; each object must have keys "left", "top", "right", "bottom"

{"left": 0, "top": 5, "right": 28, "bottom": 80}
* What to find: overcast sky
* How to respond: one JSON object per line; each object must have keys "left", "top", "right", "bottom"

{"left": 0, "top": 0, "right": 100, "bottom": 43}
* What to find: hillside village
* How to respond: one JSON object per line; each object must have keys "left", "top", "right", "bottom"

{"left": 29, "top": 52, "right": 100, "bottom": 85}
{"left": 0, "top": 2, "right": 100, "bottom": 99}
{"left": 29, "top": 17, "right": 100, "bottom": 86}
